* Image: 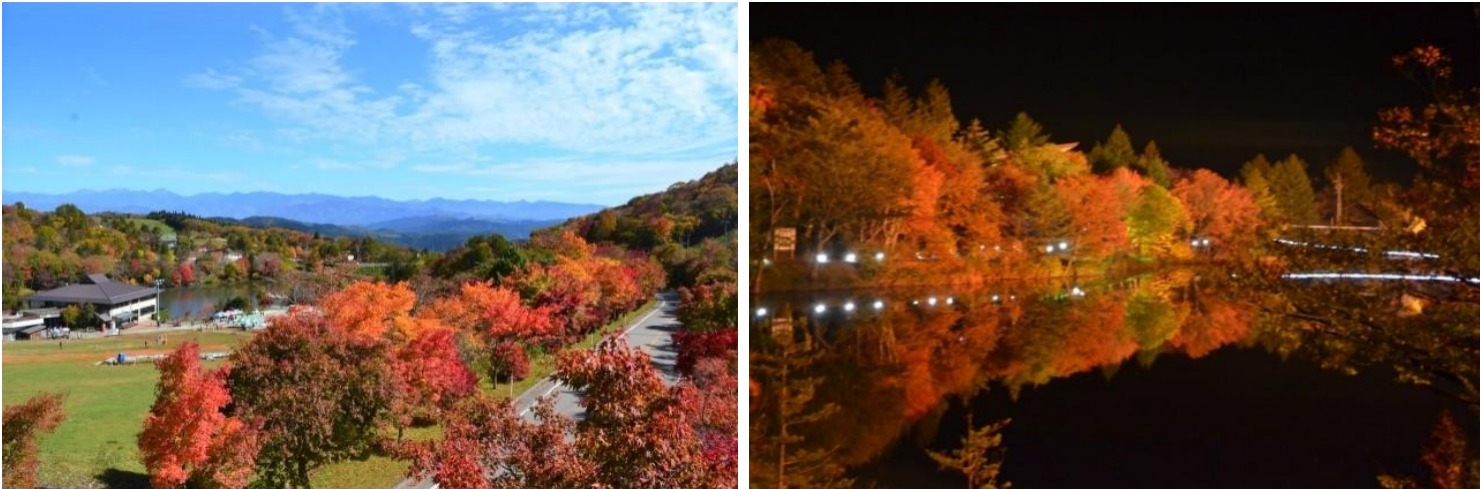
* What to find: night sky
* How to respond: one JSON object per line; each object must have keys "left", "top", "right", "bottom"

{"left": 752, "top": 3, "right": 1480, "bottom": 183}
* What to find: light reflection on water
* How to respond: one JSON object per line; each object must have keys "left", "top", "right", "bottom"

{"left": 749, "top": 272, "right": 1473, "bottom": 488}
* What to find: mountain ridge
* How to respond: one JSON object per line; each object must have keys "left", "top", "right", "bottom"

{"left": 2, "top": 189, "right": 605, "bottom": 226}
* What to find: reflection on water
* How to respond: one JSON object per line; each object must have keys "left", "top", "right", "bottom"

{"left": 158, "top": 283, "right": 284, "bottom": 320}
{"left": 750, "top": 271, "right": 1475, "bottom": 487}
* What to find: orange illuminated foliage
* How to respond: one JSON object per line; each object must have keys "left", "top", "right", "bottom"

{"left": 1172, "top": 169, "right": 1264, "bottom": 259}
{"left": 1423, "top": 411, "right": 1469, "bottom": 489}
{"left": 1376, "top": 46, "right": 1480, "bottom": 189}
{"left": 1168, "top": 298, "right": 1254, "bottom": 359}
{"left": 1055, "top": 174, "right": 1131, "bottom": 259}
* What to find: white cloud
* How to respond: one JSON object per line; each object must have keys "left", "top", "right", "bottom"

{"left": 184, "top": 69, "right": 244, "bottom": 90}
{"left": 312, "top": 159, "right": 360, "bottom": 171}
{"left": 185, "top": 3, "right": 737, "bottom": 159}
{"left": 411, "top": 162, "right": 475, "bottom": 173}
{"left": 57, "top": 155, "right": 94, "bottom": 167}
{"left": 411, "top": 155, "right": 725, "bottom": 187}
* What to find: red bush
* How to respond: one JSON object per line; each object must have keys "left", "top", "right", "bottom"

{"left": 672, "top": 329, "right": 737, "bottom": 375}
{"left": 490, "top": 341, "right": 530, "bottom": 382}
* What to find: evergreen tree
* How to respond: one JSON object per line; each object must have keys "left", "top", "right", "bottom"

{"left": 916, "top": 79, "right": 959, "bottom": 141}
{"left": 959, "top": 118, "right": 1008, "bottom": 166}
{"left": 1135, "top": 140, "right": 1172, "bottom": 187}
{"left": 1240, "top": 154, "right": 1283, "bottom": 225}
{"left": 1000, "top": 112, "right": 1050, "bottom": 152}
{"left": 1324, "top": 146, "right": 1374, "bottom": 225}
{"left": 879, "top": 75, "right": 914, "bottom": 129}
{"left": 1268, "top": 154, "right": 1319, "bottom": 225}
{"left": 1089, "top": 125, "right": 1138, "bottom": 173}
{"left": 927, "top": 414, "right": 1012, "bottom": 489}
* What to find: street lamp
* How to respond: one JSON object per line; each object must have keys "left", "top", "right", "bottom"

{"left": 813, "top": 303, "right": 827, "bottom": 314}
{"left": 872, "top": 300, "right": 885, "bottom": 310}
{"left": 816, "top": 253, "right": 828, "bottom": 264}
{"left": 844, "top": 252, "right": 858, "bottom": 263}
{"left": 1058, "top": 241, "right": 1068, "bottom": 251}
{"left": 874, "top": 251, "right": 886, "bottom": 262}
{"left": 844, "top": 302, "right": 856, "bottom": 312}
{"left": 756, "top": 307, "right": 768, "bottom": 318}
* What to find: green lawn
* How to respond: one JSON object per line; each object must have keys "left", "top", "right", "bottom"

{"left": 2, "top": 330, "right": 252, "bottom": 489}
{"left": 2, "top": 301, "right": 659, "bottom": 489}
{"left": 125, "top": 217, "right": 175, "bottom": 239}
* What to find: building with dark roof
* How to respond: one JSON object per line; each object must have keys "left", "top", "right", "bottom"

{"left": 27, "top": 274, "right": 159, "bottom": 330}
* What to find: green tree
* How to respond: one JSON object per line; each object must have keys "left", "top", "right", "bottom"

{"left": 1135, "top": 140, "right": 1173, "bottom": 187}
{"left": 1000, "top": 112, "right": 1050, "bottom": 152}
{"left": 1089, "top": 125, "right": 1138, "bottom": 173}
{"left": 1240, "top": 154, "right": 1284, "bottom": 225}
{"left": 1268, "top": 154, "right": 1319, "bottom": 225}
{"left": 1127, "top": 184, "right": 1192, "bottom": 256}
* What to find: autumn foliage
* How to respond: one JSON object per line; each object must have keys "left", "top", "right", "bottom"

{"left": 673, "top": 329, "right": 738, "bottom": 376}
{"left": 489, "top": 341, "right": 532, "bottom": 384}
{"left": 391, "top": 328, "right": 478, "bottom": 426}
{"left": 226, "top": 310, "right": 396, "bottom": 488}
{"left": 318, "top": 281, "right": 418, "bottom": 340}
{"left": 139, "top": 342, "right": 262, "bottom": 489}
{"left": 3, "top": 392, "right": 67, "bottom": 489}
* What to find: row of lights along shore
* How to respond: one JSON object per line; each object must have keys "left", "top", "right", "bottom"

{"left": 814, "top": 251, "right": 886, "bottom": 264}
{"left": 753, "top": 287, "right": 1095, "bottom": 319}
{"left": 755, "top": 292, "right": 1022, "bottom": 319}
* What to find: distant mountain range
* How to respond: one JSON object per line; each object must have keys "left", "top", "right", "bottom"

{"left": 2, "top": 189, "right": 602, "bottom": 251}
{"left": 213, "top": 215, "right": 563, "bottom": 251}
{"left": 2, "top": 189, "right": 604, "bottom": 226}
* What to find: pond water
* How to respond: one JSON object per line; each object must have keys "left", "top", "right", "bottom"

{"left": 157, "top": 283, "right": 284, "bottom": 320}
{"left": 750, "top": 272, "right": 1476, "bottom": 487}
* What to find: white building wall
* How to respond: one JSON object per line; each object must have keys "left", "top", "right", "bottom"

{"left": 109, "top": 297, "right": 158, "bottom": 319}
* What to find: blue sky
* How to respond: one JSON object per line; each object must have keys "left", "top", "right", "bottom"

{"left": 2, "top": 3, "right": 738, "bottom": 205}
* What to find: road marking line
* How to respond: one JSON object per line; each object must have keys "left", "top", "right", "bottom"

{"left": 517, "top": 380, "right": 564, "bottom": 417}
{"left": 623, "top": 298, "right": 666, "bottom": 336}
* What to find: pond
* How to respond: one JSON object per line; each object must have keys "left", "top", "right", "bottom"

{"left": 157, "top": 283, "right": 285, "bottom": 321}
{"left": 750, "top": 271, "right": 1478, "bottom": 487}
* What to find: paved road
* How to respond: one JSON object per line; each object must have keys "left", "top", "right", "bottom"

{"left": 394, "top": 292, "right": 681, "bottom": 489}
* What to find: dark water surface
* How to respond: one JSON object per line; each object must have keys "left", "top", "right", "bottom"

{"left": 751, "top": 274, "right": 1473, "bottom": 487}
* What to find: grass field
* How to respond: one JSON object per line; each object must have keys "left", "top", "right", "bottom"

{"left": 124, "top": 217, "right": 174, "bottom": 238}
{"left": 2, "top": 300, "right": 658, "bottom": 489}
{"left": 2, "top": 330, "right": 253, "bottom": 489}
